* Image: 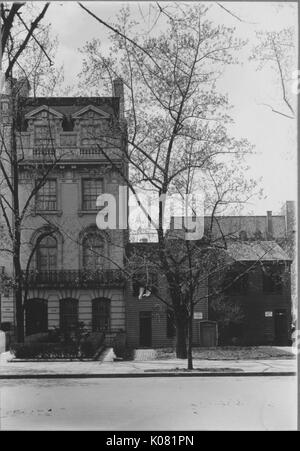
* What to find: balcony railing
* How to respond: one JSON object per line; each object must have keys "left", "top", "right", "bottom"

{"left": 18, "top": 146, "right": 123, "bottom": 161}
{"left": 17, "top": 132, "right": 123, "bottom": 162}
{"left": 23, "top": 269, "right": 126, "bottom": 288}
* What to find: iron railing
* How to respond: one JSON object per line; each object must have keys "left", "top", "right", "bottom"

{"left": 23, "top": 269, "right": 126, "bottom": 288}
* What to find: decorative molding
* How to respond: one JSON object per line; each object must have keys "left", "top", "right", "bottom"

{"left": 25, "top": 105, "right": 64, "bottom": 119}
{"left": 72, "top": 105, "right": 111, "bottom": 119}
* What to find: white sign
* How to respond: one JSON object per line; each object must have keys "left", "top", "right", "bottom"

{"left": 194, "top": 312, "right": 203, "bottom": 320}
{"left": 265, "top": 311, "right": 273, "bottom": 317}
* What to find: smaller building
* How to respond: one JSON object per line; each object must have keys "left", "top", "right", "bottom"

{"left": 209, "top": 241, "right": 292, "bottom": 346}
{"left": 125, "top": 206, "right": 294, "bottom": 348}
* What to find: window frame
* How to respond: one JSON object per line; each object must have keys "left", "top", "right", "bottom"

{"left": 34, "top": 123, "right": 56, "bottom": 147}
{"left": 60, "top": 298, "right": 79, "bottom": 334}
{"left": 36, "top": 235, "right": 58, "bottom": 272}
{"left": 35, "top": 178, "right": 58, "bottom": 212}
{"left": 82, "top": 232, "right": 105, "bottom": 270}
{"left": 81, "top": 178, "right": 103, "bottom": 211}
{"left": 92, "top": 298, "right": 111, "bottom": 332}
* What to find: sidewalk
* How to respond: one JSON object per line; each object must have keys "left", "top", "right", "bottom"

{"left": 0, "top": 352, "right": 296, "bottom": 378}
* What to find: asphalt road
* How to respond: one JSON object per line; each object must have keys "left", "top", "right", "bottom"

{"left": 0, "top": 376, "right": 297, "bottom": 431}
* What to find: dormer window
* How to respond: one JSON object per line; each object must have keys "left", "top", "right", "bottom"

{"left": 81, "top": 124, "right": 100, "bottom": 146}
{"left": 25, "top": 106, "right": 63, "bottom": 147}
{"left": 35, "top": 124, "right": 56, "bottom": 147}
{"left": 72, "top": 105, "right": 111, "bottom": 146}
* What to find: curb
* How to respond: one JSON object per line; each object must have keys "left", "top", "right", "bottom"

{"left": 0, "top": 371, "right": 296, "bottom": 379}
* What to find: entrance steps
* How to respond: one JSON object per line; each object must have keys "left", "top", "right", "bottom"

{"left": 97, "top": 347, "right": 115, "bottom": 362}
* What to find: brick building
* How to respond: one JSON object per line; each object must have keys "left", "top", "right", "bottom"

{"left": 125, "top": 210, "right": 294, "bottom": 348}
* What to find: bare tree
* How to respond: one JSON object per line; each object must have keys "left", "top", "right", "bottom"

{"left": 0, "top": 2, "right": 69, "bottom": 342}
{"left": 0, "top": 86, "right": 64, "bottom": 341}
{"left": 79, "top": 3, "right": 258, "bottom": 359}
{"left": 251, "top": 27, "right": 296, "bottom": 120}
{"left": 1, "top": 2, "right": 50, "bottom": 80}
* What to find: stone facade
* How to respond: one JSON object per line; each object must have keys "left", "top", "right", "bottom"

{"left": 0, "top": 79, "right": 128, "bottom": 342}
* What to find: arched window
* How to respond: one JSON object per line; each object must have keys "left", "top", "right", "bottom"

{"left": 92, "top": 298, "right": 110, "bottom": 332}
{"left": 25, "top": 299, "right": 48, "bottom": 336}
{"left": 82, "top": 233, "right": 104, "bottom": 270}
{"left": 60, "top": 298, "right": 78, "bottom": 333}
{"left": 37, "top": 235, "right": 57, "bottom": 271}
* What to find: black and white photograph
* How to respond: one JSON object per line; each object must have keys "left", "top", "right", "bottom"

{"left": 0, "top": 0, "right": 298, "bottom": 433}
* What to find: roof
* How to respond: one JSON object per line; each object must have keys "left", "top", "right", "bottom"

{"left": 225, "top": 241, "right": 291, "bottom": 262}
{"left": 168, "top": 215, "right": 287, "bottom": 240}
{"left": 208, "top": 215, "right": 286, "bottom": 240}
{"left": 127, "top": 240, "right": 290, "bottom": 264}
{"left": 21, "top": 97, "right": 120, "bottom": 120}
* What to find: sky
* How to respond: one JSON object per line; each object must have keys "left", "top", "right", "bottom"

{"left": 43, "top": 1, "right": 298, "bottom": 215}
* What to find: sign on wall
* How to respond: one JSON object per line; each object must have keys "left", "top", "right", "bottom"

{"left": 194, "top": 312, "right": 203, "bottom": 320}
{"left": 265, "top": 311, "right": 273, "bottom": 317}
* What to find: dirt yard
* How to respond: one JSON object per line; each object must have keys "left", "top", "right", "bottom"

{"left": 155, "top": 346, "right": 296, "bottom": 360}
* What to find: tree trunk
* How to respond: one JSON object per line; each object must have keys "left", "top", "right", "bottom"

{"left": 175, "top": 313, "right": 187, "bottom": 359}
{"left": 187, "top": 311, "right": 193, "bottom": 370}
{"left": 11, "top": 95, "right": 24, "bottom": 343}
{"left": 15, "top": 287, "right": 24, "bottom": 342}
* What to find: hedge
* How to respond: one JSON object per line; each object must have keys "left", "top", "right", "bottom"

{"left": 11, "top": 342, "right": 81, "bottom": 359}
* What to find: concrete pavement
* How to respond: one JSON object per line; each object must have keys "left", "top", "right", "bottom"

{"left": 0, "top": 351, "right": 296, "bottom": 378}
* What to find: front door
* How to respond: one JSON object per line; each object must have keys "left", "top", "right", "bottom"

{"left": 274, "top": 309, "right": 288, "bottom": 345}
{"left": 200, "top": 323, "right": 217, "bottom": 347}
{"left": 25, "top": 299, "right": 48, "bottom": 336}
{"left": 139, "top": 311, "right": 152, "bottom": 347}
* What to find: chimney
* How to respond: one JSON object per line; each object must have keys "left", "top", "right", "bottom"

{"left": 266, "top": 210, "right": 273, "bottom": 238}
{"left": 112, "top": 78, "right": 124, "bottom": 120}
{"left": 14, "top": 77, "right": 31, "bottom": 97}
{"left": 285, "top": 200, "right": 296, "bottom": 235}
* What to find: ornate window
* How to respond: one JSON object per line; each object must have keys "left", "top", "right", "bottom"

{"left": 60, "top": 298, "right": 78, "bottom": 333}
{"left": 82, "top": 178, "right": 103, "bottom": 210}
{"left": 37, "top": 235, "right": 57, "bottom": 271}
{"left": 36, "top": 179, "right": 57, "bottom": 211}
{"left": 92, "top": 298, "right": 110, "bottom": 332}
{"left": 82, "top": 232, "right": 105, "bottom": 270}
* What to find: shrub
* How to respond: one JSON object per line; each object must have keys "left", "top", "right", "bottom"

{"left": 81, "top": 331, "right": 105, "bottom": 359}
{"left": 11, "top": 342, "right": 79, "bottom": 359}
{"left": 11, "top": 327, "right": 107, "bottom": 359}
{"left": 113, "top": 331, "right": 133, "bottom": 360}
{"left": 79, "top": 340, "right": 94, "bottom": 358}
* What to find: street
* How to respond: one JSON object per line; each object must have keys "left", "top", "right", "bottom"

{"left": 0, "top": 376, "right": 297, "bottom": 430}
